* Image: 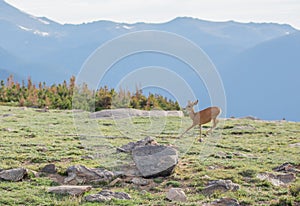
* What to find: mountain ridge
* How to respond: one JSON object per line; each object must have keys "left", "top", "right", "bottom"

{"left": 0, "top": 1, "right": 299, "bottom": 120}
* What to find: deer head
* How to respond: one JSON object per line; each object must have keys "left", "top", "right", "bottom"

{"left": 185, "top": 100, "right": 198, "bottom": 112}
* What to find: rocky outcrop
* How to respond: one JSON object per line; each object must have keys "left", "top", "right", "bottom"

{"left": 132, "top": 145, "right": 178, "bottom": 178}
{"left": 85, "top": 190, "right": 131, "bottom": 202}
{"left": 64, "top": 165, "right": 114, "bottom": 185}
{"left": 201, "top": 180, "right": 240, "bottom": 196}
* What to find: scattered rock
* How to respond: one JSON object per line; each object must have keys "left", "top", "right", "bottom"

{"left": 132, "top": 145, "right": 178, "bottom": 178}
{"left": 166, "top": 188, "right": 187, "bottom": 202}
{"left": 109, "top": 178, "right": 122, "bottom": 186}
{"left": 131, "top": 177, "right": 150, "bottom": 186}
{"left": 2, "top": 113, "right": 14, "bottom": 118}
{"left": 48, "top": 185, "right": 92, "bottom": 196}
{"left": 117, "top": 136, "right": 157, "bottom": 153}
{"left": 289, "top": 142, "right": 300, "bottom": 147}
{"left": 0, "top": 168, "right": 27, "bottom": 182}
{"left": 2, "top": 128, "right": 13, "bottom": 132}
{"left": 41, "top": 164, "right": 56, "bottom": 174}
{"left": 64, "top": 165, "right": 114, "bottom": 185}
{"left": 257, "top": 172, "right": 296, "bottom": 186}
{"left": 37, "top": 147, "right": 48, "bottom": 152}
{"left": 205, "top": 197, "right": 240, "bottom": 206}
{"left": 85, "top": 190, "right": 131, "bottom": 202}
{"left": 202, "top": 180, "right": 240, "bottom": 196}
{"left": 273, "top": 162, "right": 300, "bottom": 174}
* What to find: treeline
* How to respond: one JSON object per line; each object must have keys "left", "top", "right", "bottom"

{"left": 0, "top": 75, "right": 180, "bottom": 111}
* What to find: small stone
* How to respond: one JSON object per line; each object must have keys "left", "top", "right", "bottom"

{"left": 131, "top": 177, "right": 150, "bottom": 186}
{"left": 273, "top": 162, "right": 300, "bottom": 174}
{"left": 257, "top": 172, "right": 296, "bottom": 186}
{"left": 41, "top": 164, "right": 56, "bottom": 174}
{"left": 109, "top": 178, "right": 122, "bottom": 186}
{"left": 289, "top": 142, "right": 300, "bottom": 147}
{"left": 166, "top": 188, "right": 187, "bottom": 202}
{"left": 85, "top": 190, "right": 131, "bottom": 202}
{"left": 202, "top": 180, "right": 240, "bottom": 196}
{"left": 207, "top": 197, "right": 240, "bottom": 206}
{"left": 0, "top": 168, "right": 27, "bottom": 182}
{"left": 48, "top": 185, "right": 92, "bottom": 196}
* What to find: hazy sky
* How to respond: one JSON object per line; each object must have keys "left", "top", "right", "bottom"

{"left": 5, "top": 0, "right": 300, "bottom": 29}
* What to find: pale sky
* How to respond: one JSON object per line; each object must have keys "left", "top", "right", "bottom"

{"left": 5, "top": 0, "right": 300, "bottom": 29}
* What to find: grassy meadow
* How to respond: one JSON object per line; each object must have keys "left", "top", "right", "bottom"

{"left": 0, "top": 105, "right": 299, "bottom": 205}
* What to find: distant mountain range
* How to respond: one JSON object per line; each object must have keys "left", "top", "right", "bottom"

{"left": 1, "top": 0, "right": 300, "bottom": 121}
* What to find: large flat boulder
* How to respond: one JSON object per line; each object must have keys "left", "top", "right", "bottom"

{"left": 0, "top": 168, "right": 27, "bottom": 182}
{"left": 132, "top": 145, "right": 178, "bottom": 178}
{"left": 48, "top": 185, "right": 92, "bottom": 196}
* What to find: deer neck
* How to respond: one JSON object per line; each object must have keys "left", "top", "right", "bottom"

{"left": 189, "top": 108, "right": 196, "bottom": 120}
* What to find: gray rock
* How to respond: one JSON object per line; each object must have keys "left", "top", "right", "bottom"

{"left": 132, "top": 145, "right": 178, "bottom": 178}
{"left": 206, "top": 197, "right": 240, "bottom": 206}
{"left": 64, "top": 165, "right": 114, "bottom": 185}
{"left": 48, "top": 185, "right": 92, "bottom": 196}
{"left": 289, "top": 142, "right": 300, "bottom": 147}
{"left": 0, "top": 168, "right": 27, "bottom": 181}
{"left": 202, "top": 180, "right": 240, "bottom": 196}
{"left": 41, "top": 164, "right": 56, "bottom": 174}
{"left": 85, "top": 190, "right": 131, "bottom": 202}
{"left": 166, "top": 188, "right": 187, "bottom": 202}
{"left": 113, "top": 163, "right": 142, "bottom": 177}
{"left": 117, "top": 136, "right": 156, "bottom": 153}
{"left": 257, "top": 172, "right": 296, "bottom": 186}
{"left": 131, "top": 177, "right": 150, "bottom": 186}
{"left": 273, "top": 162, "right": 300, "bottom": 174}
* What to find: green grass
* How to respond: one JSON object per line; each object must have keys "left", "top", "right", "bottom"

{"left": 0, "top": 105, "right": 299, "bottom": 205}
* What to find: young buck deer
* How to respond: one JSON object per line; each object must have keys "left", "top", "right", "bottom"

{"left": 180, "top": 100, "right": 221, "bottom": 141}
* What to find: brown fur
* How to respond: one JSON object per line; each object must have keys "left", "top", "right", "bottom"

{"left": 180, "top": 100, "right": 221, "bottom": 140}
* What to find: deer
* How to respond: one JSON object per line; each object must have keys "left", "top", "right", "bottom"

{"left": 180, "top": 100, "right": 221, "bottom": 141}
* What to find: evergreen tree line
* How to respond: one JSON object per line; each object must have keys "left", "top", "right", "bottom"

{"left": 0, "top": 75, "right": 180, "bottom": 111}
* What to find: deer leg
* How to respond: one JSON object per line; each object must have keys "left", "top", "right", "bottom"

{"left": 207, "top": 118, "right": 218, "bottom": 135}
{"left": 198, "top": 125, "right": 203, "bottom": 142}
{"left": 180, "top": 124, "right": 196, "bottom": 138}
